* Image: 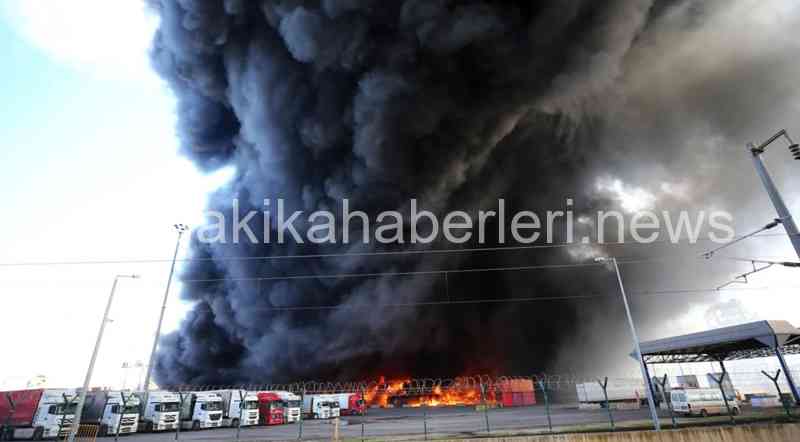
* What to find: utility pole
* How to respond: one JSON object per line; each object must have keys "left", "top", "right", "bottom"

{"left": 596, "top": 257, "right": 661, "bottom": 431}
{"left": 67, "top": 274, "right": 139, "bottom": 442}
{"left": 749, "top": 129, "right": 800, "bottom": 260}
{"left": 142, "top": 224, "right": 189, "bottom": 393}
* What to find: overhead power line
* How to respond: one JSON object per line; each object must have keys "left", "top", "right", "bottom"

{"left": 182, "top": 261, "right": 605, "bottom": 283}
{"left": 178, "top": 255, "right": 731, "bottom": 284}
{"left": 247, "top": 285, "right": 800, "bottom": 312}
{"left": 0, "top": 233, "right": 788, "bottom": 267}
{"left": 702, "top": 219, "right": 782, "bottom": 259}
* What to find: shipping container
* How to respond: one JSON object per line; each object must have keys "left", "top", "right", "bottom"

{"left": 495, "top": 379, "right": 536, "bottom": 407}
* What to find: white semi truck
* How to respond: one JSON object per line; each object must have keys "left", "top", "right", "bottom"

{"left": 272, "top": 391, "right": 301, "bottom": 423}
{"left": 82, "top": 391, "right": 140, "bottom": 436}
{"left": 319, "top": 395, "right": 340, "bottom": 418}
{"left": 179, "top": 392, "right": 223, "bottom": 430}
{"left": 136, "top": 391, "right": 180, "bottom": 432}
{"left": 209, "top": 390, "right": 259, "bottom": 427}
{"left": 302, "top": 395, "right": 332, "bottom": 419}
{"left": 0, "top": 389, "right": 77, "bottom": 440}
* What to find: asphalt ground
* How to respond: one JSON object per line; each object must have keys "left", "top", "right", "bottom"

{"left": 105, "top": 404, "right": 794, "bottom": 442}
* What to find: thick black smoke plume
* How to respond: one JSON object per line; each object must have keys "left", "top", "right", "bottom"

{"left": 148, "top": 0, "right": 800, "bottom": 385}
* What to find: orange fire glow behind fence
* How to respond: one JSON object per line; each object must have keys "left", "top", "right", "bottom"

{"left": 364, "top": 377, "right": 497, "bottom": 408}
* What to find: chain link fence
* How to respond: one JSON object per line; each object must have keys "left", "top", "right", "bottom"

{"left": 140, "top": 369, "right": 800, "bottom": 441}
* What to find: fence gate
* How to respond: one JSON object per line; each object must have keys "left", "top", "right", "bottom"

{"left": 63, "top": 425, "right": 98, "bottom": 442}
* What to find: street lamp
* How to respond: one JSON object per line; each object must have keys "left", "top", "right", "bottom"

{"left": 595, "top": 256, "right": 661, "bottom": 431}
{"left": 748, "top": 129, "right": 800, "bottom": 260}
{"left": 67, "top": 274, "right": 140, "bottom": 442}
{"left": 142, "top": 224, "right": 189, "bottom": 393}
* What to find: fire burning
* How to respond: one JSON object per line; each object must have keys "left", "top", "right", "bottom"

{"left": 364, "top": 376, "right": 496, "bottom": 408}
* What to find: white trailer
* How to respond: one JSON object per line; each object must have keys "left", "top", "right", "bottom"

{"left": 576, "top": 380, "right": 646, "bottom": 407}
{"left": 208, "top": 390, "right": 259, "bottom": 427}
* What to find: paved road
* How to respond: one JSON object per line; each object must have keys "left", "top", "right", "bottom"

{"left": 104, "top": 404, "right": 792, "bottom": 441}
{"left": 111, "top": 405, "right": 659, "bottom": 441}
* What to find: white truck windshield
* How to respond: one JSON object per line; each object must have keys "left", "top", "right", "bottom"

{"left": 201, "top": 402, "right": 223, "bottom": 411}
{"left": 155, "top": 402, "right": 180, "bottom": 412}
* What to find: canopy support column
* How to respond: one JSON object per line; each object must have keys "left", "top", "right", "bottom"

{"left": 775, "top": 346, "right": 800, "bottom": 405}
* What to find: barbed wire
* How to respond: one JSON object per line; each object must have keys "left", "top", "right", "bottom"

{"left": 158, "top": 369, "right": 800, "bottom": 396}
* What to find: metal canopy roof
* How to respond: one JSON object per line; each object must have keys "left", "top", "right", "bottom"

{"left": 639, "top": 320, "right": 800, "bottom": 364}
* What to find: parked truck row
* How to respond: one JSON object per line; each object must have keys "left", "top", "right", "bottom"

{"left": 0, "top": 389, "right": 364, "bottom": 440}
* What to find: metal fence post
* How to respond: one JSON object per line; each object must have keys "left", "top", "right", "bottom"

{"left": 423, "top": 405, "right": 428, "bottom": 440}
{"left": 598, "top": 377, "right": 614, "bottom": 432}
{"left": 115, "top": 391, "right": 132, "bottom": 442}
{"left": 3, "top": 393, "right": 16, "bottom": 441}
{"left": 175, "top": 391, "right": 186, "bottom": 441}
{"left": 656, "top": 375, "right": 676, "bottom": 429}
{"left": 709, "top": 369, "right": 735, "bottom": 425}
{"left": 298, "top": 388, "right": 304, "bottom": 440}
{"left": 480, "top": 382, "right": 490, "bottom": 434}
{"left": 236, "top": 389, "right": 245, "bottom": 441}
{"left": 762, "top": 369, "right": 793, "bottom": 419}
{"left": 536, "top": 380, "right": 552, "bottom": 433}
{"left": 360, "top": 386, "right": 366, "bottom": 442}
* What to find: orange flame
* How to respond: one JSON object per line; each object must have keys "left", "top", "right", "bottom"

{"left": 364, "top": 376, "right": 496, "bottom": 408}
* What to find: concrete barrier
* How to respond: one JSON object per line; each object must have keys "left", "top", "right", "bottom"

{"left": 436, "top": 423, "right": 800, "bottom": 442}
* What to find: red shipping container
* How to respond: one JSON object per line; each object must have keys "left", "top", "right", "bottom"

{"left": 495, "top": 380, "right": 536, "bottom": 407}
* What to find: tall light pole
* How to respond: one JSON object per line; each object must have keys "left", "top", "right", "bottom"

{"left": 142, "top": 224, "right": 189, "bottom": 393}
{"left": 67, "top": 274, "right": 140, "bottom": 442}
{"left": 748, "top": 129, "right": 800, "bottom": 260}
{"left": 595, "top": 257, "right": 661, "bottom": 431}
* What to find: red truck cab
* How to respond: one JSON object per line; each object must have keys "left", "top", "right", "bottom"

{"left": 256, "top": 393, "right": 284, "bottom": 425}
{"left": 347, "top": 393, "right": 366, "bottom": 415}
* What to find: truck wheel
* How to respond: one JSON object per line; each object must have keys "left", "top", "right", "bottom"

{"left": 732, "top": 407, "right": 740, "bottom": 416}
{"left": 32, "top": 427, "right": 44, "bottom": 440}
{"left": 98, "top": 424, "right": 108, "bottom": 437}
{"left": 145, "top": 422, "right": 154, "bottom": 433}
{"left": 700, "top": 409, "right": 708, "bottom": 417}
{"left": 232, "top": 419, "right": 240, "bottom": 428}
{"left": 192, "top": 420, "right": 200, "bottom": 430}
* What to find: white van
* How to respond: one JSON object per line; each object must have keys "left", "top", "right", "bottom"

{"left": 670, "top": 388, "right": 740, "bottom": 417}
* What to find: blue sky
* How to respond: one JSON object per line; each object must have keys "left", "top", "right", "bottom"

{"left": 0, "top": 1, "right": 232, "bottom": 390}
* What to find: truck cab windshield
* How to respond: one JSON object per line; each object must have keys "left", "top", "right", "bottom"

{"left": 201, "top": 402, "right": 222, "bottom": 411}
{"left": 49, "top": 404, "right": 78, "bottom": 415}
{"left": 155, "top": 402, "right": 180, "bottom": 412}
{"left": 288, "top": 400, "right": 301, "bottom": 408}
{"left": 244, "top": 400, "right": 259, "bottom": 409}
{"left": 111, "top": 405, "right": 140, "bottom": 414}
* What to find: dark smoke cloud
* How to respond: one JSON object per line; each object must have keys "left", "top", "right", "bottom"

{"left": 147, "top": 0, "right": 800, "bottom": 385}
